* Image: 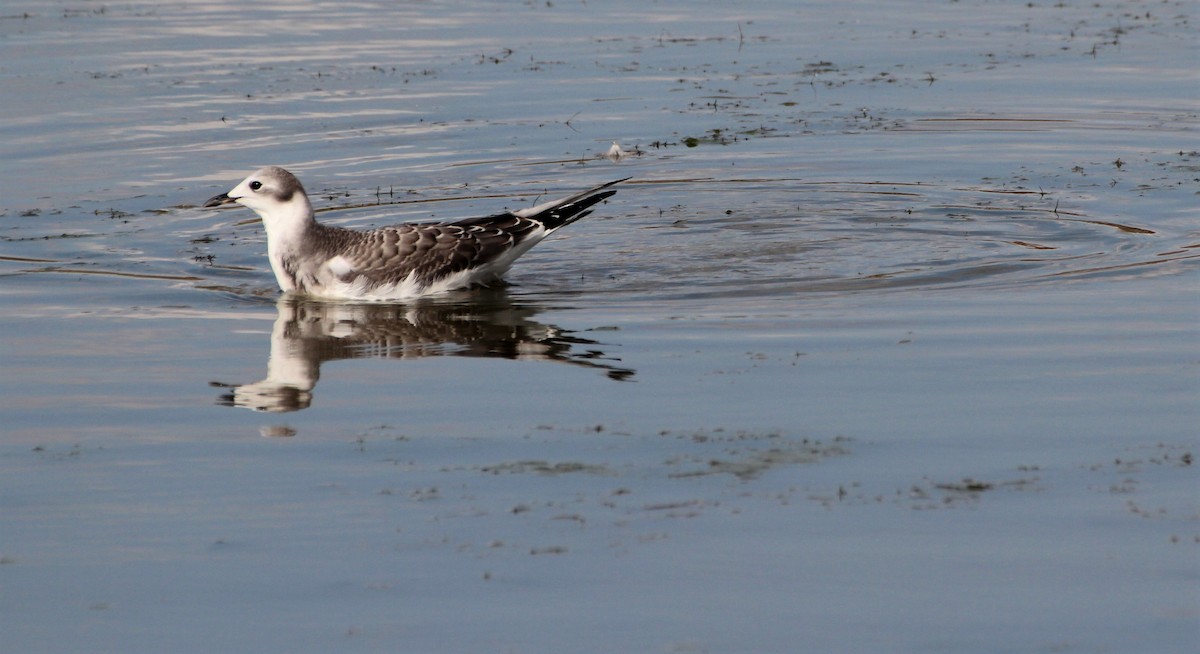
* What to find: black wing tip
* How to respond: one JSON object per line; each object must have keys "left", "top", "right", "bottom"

{"left": 591, "top": 177, "right": 632, "bottom": 194}
{"left": 451, "top": 178, "right": 628, "bottom": 231}
{"left": 538, "top": 188, "right": 619, "bottom": 231}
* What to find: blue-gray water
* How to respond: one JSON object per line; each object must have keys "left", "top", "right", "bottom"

{"left": 1, "top": 1, "right": 1197, "bottom": 652}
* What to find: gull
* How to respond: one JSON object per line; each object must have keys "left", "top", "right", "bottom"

{"left": 204, "top": 166, "right": 625, "bottom": 301}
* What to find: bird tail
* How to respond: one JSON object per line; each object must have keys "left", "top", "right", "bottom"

{"left": 514, "top": 178, "right": 629, "bottom": 231}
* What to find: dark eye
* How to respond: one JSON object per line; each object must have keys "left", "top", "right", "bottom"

{"left": 249, "top": 181, "right": 263, "bottom": 191}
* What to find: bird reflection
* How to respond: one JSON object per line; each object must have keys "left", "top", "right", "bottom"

{"left": 212, "top": 293, "right": 634, "bottom": 412}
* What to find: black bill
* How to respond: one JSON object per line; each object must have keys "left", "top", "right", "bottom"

{"left": 203, "top": 192, "right": 237, "bottom": 208}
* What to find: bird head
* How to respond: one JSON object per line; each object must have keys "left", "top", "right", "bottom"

{"left": 204, "top": 166, "right": 314, "bottom": 233}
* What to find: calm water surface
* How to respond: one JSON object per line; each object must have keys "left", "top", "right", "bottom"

{"left": 1, "top": 1, "right": 1197, "bottom": 652}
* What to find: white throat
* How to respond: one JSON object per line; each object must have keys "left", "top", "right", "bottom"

{"left": 254, "top": 196, "right": 314, "bottom": 247}
{"left": 242, "top": 196, "right": 315, "bottom": 292}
